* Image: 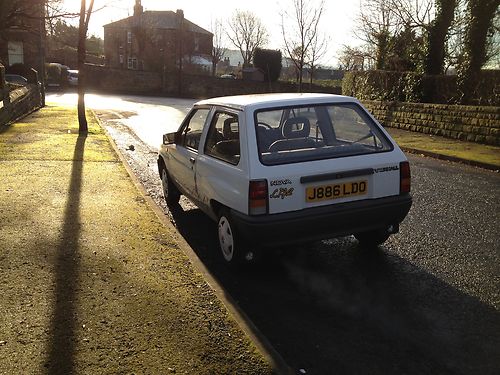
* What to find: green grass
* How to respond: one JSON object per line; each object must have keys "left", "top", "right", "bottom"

{"left": 387, "top": 128, "right": 500, "bottom": 167}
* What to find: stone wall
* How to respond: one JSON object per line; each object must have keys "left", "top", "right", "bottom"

{"left": 0, "top": 64, "right": 43, "bottom": 126}
{"left": 363, "top": 100, "right": 500, "bottom": 146}
{"left": 84, "top": 64, "right": 342, "bottom": 98}
{"left": 85, "top": 64, "right": 163, "bottom": 93}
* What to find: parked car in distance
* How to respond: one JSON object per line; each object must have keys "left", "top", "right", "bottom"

{"left": 157, "top": 93, "right": 412, "bottom": 265}
{"left": 5, "top": 74, "right": 28, "bottom": 86}
{"left": 220, "top": 73, "right": 236, "bottom": 79}
{"left": 67, "top": 70, "right": 78, "bottom": 86}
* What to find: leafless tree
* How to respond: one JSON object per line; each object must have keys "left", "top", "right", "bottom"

{"left": 77, "top": 0, "right": 95, "bottom": 133}
{"left": 211, "top": 19, "right": 227, "bottom": 76}
{"left": 389, "top": 0, "right": 434, "bottom": 29}
{"left": 307, "top": 33, "right": 329, "bottom": 84}
{"left": 355, "top": 0, "right": 404, "bottom": 69}
{"left": 338, "top": 45, "right": 374, "bottom": 71}
{"left": 226, "top": 10, "right": 268, "bottom": 68}
{"left": 45, "top": 0, "right": 67, "bottom": 35}
{"left": 281, "top": 0, "right": 325, "bottom": 91}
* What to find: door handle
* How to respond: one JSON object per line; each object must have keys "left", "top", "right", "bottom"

{"left": 189, "top": 157, "right": 195, "bottom": 164}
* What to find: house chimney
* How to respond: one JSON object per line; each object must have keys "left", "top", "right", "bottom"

{"left": 134, "top": 0, "right": 143, "bottom": 16}
{"left": 176, "top": 9, "right": 184, "bottom": 19}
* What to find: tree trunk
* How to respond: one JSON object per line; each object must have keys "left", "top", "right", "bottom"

{"left": 423, "top": 0, "right": 457, "bottom": 102}
{"left": 424, "top": 0, "right": 457, "bottom": 75}
{"left": 77, "top": 0, "right": 88, "bottom": 133}
{"left": 375, "top": 31, "right": 390, "bottom": 70}
{"left": 458, "top": 0, "right": 499, "bottom": 104}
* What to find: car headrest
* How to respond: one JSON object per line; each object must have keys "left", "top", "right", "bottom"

{"left": 282, "top": 117, "right": 310, "bottom": 138}
{"left": 223, "top": 117, "right": 238, "bottom": 139}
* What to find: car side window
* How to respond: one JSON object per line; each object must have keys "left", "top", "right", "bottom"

{"left": 204, "top": 112, "right": 240, "bottom": 165}
{"left": 180, "top": 108, "right": 210, "bottom": 151}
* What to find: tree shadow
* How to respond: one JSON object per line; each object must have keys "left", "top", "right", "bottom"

{"left": 44, "top": 134, "right": 86, "bottom": 374}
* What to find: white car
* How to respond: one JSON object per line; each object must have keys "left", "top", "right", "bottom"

{"left": 5, "top": 74, "right": 28, "bottom": 86}
{"left": 67, "top": 70, "right": 78, "bottom": 86}
{"left": 158, "top": 93, "right": 412, "bottom": 265}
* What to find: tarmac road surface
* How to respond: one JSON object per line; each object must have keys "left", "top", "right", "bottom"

{"left": 49, "top": 93, "right": 500, "bottom": 375}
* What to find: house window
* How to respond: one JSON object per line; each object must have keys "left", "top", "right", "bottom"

{"left": 127, "top": 57, "right": 138, "bottom": 70}
{"left": 127, "top": 31, "right": 132, "bottom": 44}
{"left": 8, "top": 41, "right": 24, "bottom": 65}
{"left": 194, "top": 37, "right": 199, "bottom": 52}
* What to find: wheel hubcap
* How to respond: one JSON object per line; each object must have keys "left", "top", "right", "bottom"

{"left": 218, "top": 216, "right": 234, "bottom": 262}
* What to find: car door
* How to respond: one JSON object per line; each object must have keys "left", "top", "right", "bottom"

{"left": 196, "top": 110, "right": 248, "bottom": 214}
{"left": 169, "top": 107, "right": 211, "bottom": 200}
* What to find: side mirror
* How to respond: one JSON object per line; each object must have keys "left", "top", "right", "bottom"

{"left": 162, "top": 132, "right": 177, "bottom": 145}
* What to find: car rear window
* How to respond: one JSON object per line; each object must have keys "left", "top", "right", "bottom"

{"left": 255, "top": 103, "right": 392, "bottom": 165}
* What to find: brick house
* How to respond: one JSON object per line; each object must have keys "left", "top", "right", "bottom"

{"left": 0, "top": 0, "right": 45, "bottom": 75}
{"left": 104, "top": 0, "right": 213, "bottom": 73}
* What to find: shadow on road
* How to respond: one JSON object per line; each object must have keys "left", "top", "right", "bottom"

{"left": 45, "top": 135, "right": 86, "bottom": 374}
{"left": 169, "top": 204, "right": 500, "bottom": 375}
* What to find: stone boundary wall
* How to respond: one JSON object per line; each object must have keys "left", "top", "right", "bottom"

{"left": 363, "top": 100, "right": 500, "bottom": 146}
{"left": 0, "top": 85, "right": 43, "bottom": 127}
{"left": 0, "top": 63, "right": 43, "bottom": 127}
{"left": 84, "top": 64, "right": 342, "bottom": 98}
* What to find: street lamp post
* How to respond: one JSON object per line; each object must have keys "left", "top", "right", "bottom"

{"left": 177, "top": 10, "right": 184, "bottom": 96}
{"left": 38, "top": 1, "right": 46, "bottom": 106}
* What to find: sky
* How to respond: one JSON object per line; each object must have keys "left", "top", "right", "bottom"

{"left": 62, "top": 0, "right": 363, "bottom": 67}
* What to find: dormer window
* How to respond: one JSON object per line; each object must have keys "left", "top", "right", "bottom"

{"left": 127, "top": 31, "right": 132, "bottom": 44}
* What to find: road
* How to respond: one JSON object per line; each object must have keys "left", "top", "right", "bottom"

{"left": 48, "top": 93, "right": 500, "bottom": 375}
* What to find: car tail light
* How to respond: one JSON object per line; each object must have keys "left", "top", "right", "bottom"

{"left": 249, "top": 179, "right": 268, "bottom": 215}
{"left": 400, "top": 161, "right": 411, "bottom": 194}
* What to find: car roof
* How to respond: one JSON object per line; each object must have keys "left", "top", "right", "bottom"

{"left": 195, "top": 93, "right": 358, "bottom": 111}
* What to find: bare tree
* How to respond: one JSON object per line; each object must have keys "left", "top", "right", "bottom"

{"left": 307, "top": 33, "right": 328, "bottom": 84}
{"left": 77, "top": 0, "right": 95, "bottom": 133}
{"left": 281, "top": 0, "right": 325, "bottom": 91}
{"left": 211, "top": 19, "right": 226, "bottom": 76}
{"left": 338, "top": 45, "right": 373, "bottom": 71}
{"left": 45, "top": 0, "right": 67, "bottom": 35}
{"left": 226, "top": 10, "right": 268, "bottom": 68}
{"left": 355, "top": 0, "right": 403, "bottom": 69}
{"left": 389, "top": 0, "right": 434, "bottom": 29}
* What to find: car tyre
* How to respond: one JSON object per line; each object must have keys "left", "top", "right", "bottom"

{"left": 161, "top": 167, "right": 180, "bottom": 206}
{"left": 354, "top": 229, "right": 390, "bottom": 248}
{"left": 217, "top": 209, "right": 248, "bottom": 266}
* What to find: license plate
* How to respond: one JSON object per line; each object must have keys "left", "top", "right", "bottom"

{"left": 306, "top": 180, "right": 368, "bottom": 202}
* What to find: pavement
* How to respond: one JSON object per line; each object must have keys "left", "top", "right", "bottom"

{"left": 0, "top": 103, "right": 498, "bottom": 373}
{"left": 0, "top": 104, "right": 277, "bottom": 374}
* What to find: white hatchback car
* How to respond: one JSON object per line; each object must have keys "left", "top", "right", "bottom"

{"left": 67, "top": 70, "right": 78, "bottom": 86}
{"left": 158, "top": 93, "right": 412, "bottom": 264}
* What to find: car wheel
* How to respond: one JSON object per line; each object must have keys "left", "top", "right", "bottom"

{"left": 217, "top": 209, "right": 252, "bottom": 265}
{"left": 161, "top": 167, "right": 180, "bottom": 206}
{"left": 354, "top": 229, "right": 390, "bottom": 248}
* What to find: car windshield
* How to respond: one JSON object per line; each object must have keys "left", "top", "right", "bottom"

{"left": 255, "top": 103, "right": 392, "bottom": 165}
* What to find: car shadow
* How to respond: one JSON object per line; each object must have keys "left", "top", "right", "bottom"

{"left": 169, "top": 204, "right": 500, "bottom": 375}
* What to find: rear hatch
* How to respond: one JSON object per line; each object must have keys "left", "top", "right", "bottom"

{"left": 263, "top": 154, "right": 403, "bottom": 214}
{"left": 252, "top": 101, "right": 406, "bottom": 214}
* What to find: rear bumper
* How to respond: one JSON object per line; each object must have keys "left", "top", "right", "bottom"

{"left": 230, "top": 194, "right": 412, "bottom": 247}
